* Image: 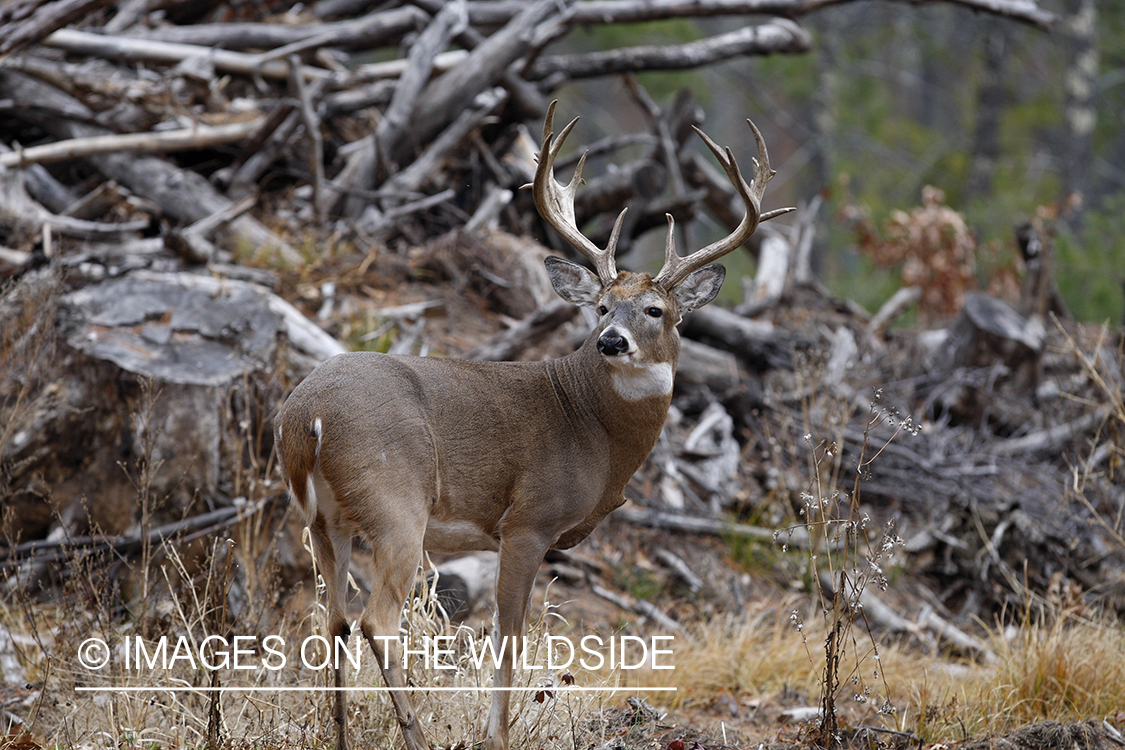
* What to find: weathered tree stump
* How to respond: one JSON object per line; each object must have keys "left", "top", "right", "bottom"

{"left": 930, "top": 291, "right": 1045, "bottom": 419}
{"left": 1, "top": 268, "right": 342, "bottom": 588}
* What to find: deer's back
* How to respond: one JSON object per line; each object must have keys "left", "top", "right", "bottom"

{"left": 278, "top": 351, "right": 619, "bottom": 545}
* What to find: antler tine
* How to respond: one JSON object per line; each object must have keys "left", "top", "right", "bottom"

{"left": 533, "top": 100, "right": 621, "bottom": 286}
{"left": 652, "top": 119, "right": 795, "bottom": 289}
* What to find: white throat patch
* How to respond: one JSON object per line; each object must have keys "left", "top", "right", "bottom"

{"left": 609, "top": 361, "right": 674, "bottom": 401}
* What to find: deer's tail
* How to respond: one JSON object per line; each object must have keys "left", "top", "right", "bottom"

{"left": 275, "top": 414, "right": 322, "bottom": 525}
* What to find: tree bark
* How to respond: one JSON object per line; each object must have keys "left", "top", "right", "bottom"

{"left": 333, "top": 0, "right": 469, "bottom": 218}
{"left": 0, "top": 0, "right": 115, "bottom": 57}
{"left": 1060, "top": 0, "right": 1098, "bottom": 224}
{"left": 129, "top": 6, "right": 426, "bottom": 50}
{"left": 967, "top": 18, "right": 1009, "bottom": 201}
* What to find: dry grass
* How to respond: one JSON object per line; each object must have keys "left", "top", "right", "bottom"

{"left": 602, "top": 604, "right": 824, "bottom": 706}
{"left": 6, "top": 275, "right": 1125, "bottom": 749}
{"left": 603, "top": 602, "right": 1125, "bottom": 744}
{"left": 1, "top": 545, "right": 625, "bottom": 748}
{"left": 977, "top": 611, "right": 1125, "bottom": 730}
{"left": 7, "top": 521, "right": 1125, "bottom": 748}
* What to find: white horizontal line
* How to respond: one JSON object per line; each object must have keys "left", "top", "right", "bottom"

{"left": 75, "top": 686, "right": 676, "bottom": 693}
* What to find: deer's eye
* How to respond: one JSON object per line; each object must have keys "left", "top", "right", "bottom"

{"left": 597, "top": 305, "right": 608, "bottom": 316}
{"left": 645, "top": 307, "right": 663, "bottom": 318}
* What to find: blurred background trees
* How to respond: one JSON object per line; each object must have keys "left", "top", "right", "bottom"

{"left": 554, "top": 0, "right": 1122, "bottom": 323}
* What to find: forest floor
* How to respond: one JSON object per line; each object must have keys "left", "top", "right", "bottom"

{"left": 0, "top": 0, "right": 1116, "bottom": 745}
{"left": 8, "top": 237, "right": 1125, "bottom": 750}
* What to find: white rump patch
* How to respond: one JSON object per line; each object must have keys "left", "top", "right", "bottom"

{"left": 610, "top": 361, "right": 674, "bottom": 401}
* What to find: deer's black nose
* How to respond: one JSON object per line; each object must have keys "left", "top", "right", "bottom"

{"left": 597, "top": 333, "right": 629, "bottom": 356}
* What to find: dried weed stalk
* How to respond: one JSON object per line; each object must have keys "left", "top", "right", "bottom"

{"left": 780, "top": 388, "right": 912, "bottom": 747}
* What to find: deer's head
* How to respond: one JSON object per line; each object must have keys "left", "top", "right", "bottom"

{"left": 533, "top": 101, "right": 792, "bottom": 398}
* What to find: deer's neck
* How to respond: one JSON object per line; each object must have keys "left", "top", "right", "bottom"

{"left": 548, "top": 332, "right": 674, "bottom": 465}
{"left": 545, "top": 338, "right": 674, "bottom": 550}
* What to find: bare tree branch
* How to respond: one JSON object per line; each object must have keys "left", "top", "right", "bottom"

{"left": 403, "top": 0, "right": 567, "bottom": 162}
{"left": 530, "top": 19, "right": 812, "bottom": 82}
{"left": 0, "top": 119, "right": 265, "bottom": 168}
{"left": 127, "top": 5, "right": 426, "bottom": 50}
{"left": 464, "top": 0, "right": 1056, "bottom": 31}
{"left": 0, "top": 0, "right": 115, "bottom": 58}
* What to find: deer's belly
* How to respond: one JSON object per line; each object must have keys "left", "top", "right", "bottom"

{"left": 423, "top": 518, "right": 500, "bottom": 553}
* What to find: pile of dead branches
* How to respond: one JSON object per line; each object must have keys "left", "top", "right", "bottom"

{"left": 7, "top": 0, "right": 1108, "bottom": 631}
{"left": 0, "top": 0, "right": 1055, "bottom": 278}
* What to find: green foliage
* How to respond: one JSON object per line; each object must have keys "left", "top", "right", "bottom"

{"left": 715, "top": 248, "right": 755, "bottom": 306}
{"left": 824, "top": 253, "right": 902, "bottom": 318}
{"left": 1055, "top": 195, "right": 1125, "bottom": 324}
{"left": 724, "top": 530, "right": 782, "bottom": 574}
{"left": 755, "top": 5, "right": 1122, "bottom": 323}
{"left": 612, "top": 563, "right": 662, "bottom": 602}
{"left": 751, "top": 46, "right": 818, "bottom": 105}
{"left": 349, "top": 326, "right": 395, "bottom": 353}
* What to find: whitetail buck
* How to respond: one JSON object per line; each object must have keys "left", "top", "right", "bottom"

{"left": 275, "top": 101, "right": 791, "bottom": 750}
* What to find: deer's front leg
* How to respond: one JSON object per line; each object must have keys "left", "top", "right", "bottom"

{"left": 486, "top": 532, "right": 550, "bottom": 750}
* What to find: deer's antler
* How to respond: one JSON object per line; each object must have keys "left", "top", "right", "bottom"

{"left": 532, "top": 100, "right": 625, "bottom": 286}
{"left": 652, "top": 119, "right": 794, "bottom": 290}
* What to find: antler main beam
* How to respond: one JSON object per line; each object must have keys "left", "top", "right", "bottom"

{"left": 532, "top": 100, "right": 625, "bottom": 286}
{"left": 652, "top": 119, "right": 794, "bottom": 289}
{"left": 533, "top": 101, "right": 792, "bottom": 291}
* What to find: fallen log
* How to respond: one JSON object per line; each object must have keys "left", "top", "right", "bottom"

{"left": 129, "top": 6, "right": 426, "bottom": 50}
{"left": 0, "top": 170, "right": 149, "bottom": 241}
{"left": 0, "top": 143, "right": 77, "bottom": 212}
{"left": 591, "top": 583, "right": 683, "bottom": 633}
{"left": 930, "top": 291, "right": 1046, "bottom": 416}
{"left": 427, "top": 552, "right": 497, "bottom": 619}
{"left": 866, "top": 286, "right": 922, "bottom": 339}
{"left": 0, "top": 0, "right": 114, "bottom": 57}
{"left": 457, "top": 0, "right": 1056, "bottom": 30}
{"left": 817, "top": 572, "right": 997, "bottom": 663}
{"left": 614, "top": 506, "right": 809, "bottom": 548}
{"left": 530, "top": 19, "right": 812, "bottom": 81}
{"left": 0, "top": 71, "right": 304, "bottom": 265}
{"left": 41, "top": 28, "right": 334, "bottom": 83}
{"left": 743, "top": 230, "right": 790, "bottom": 312}
{"left": 675, "top": 338, "right": 741, "bottom": 393}
{"left": 0, "top": 119, "right": 265, "bottom": 168}
{"left": 465, "top": 299, "right": 578, "bottom": 362}
{"left": 401, "top": 0, "right": 565, "bottom": 165}
{"left": 0, "top": 499, "right": 266, "bottom": 570}
{"left": 988, "top": 408, "right": 1110, "bottom": 457}
{"left": 332, "top": 0, "right": 469, "bottom": 217}
{"left": 680, "top": 304, "right": 792, "bottom": 371}
{"left": 653, "top": 547, "right": 703, "bottom": 593}
{"left": 392, "top": 89, "right": 508, "bottom": 194}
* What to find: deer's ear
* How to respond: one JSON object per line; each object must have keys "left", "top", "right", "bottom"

{"left": 545, "top": 256, "right": 603, "bottom": 307}
{"left": 672, "top": 263, "right": 726, "bottom": 314}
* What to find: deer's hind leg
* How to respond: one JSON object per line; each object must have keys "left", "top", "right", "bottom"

{"left": 308, "top": 508, "right": 354, "bottom": 750}
{"left": 357, "top": 500, "right": 430, "bottom": 750}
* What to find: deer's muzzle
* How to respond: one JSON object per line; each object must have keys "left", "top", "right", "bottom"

{"left": 597, "top": 331, "right": 630, "bottom": 356}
